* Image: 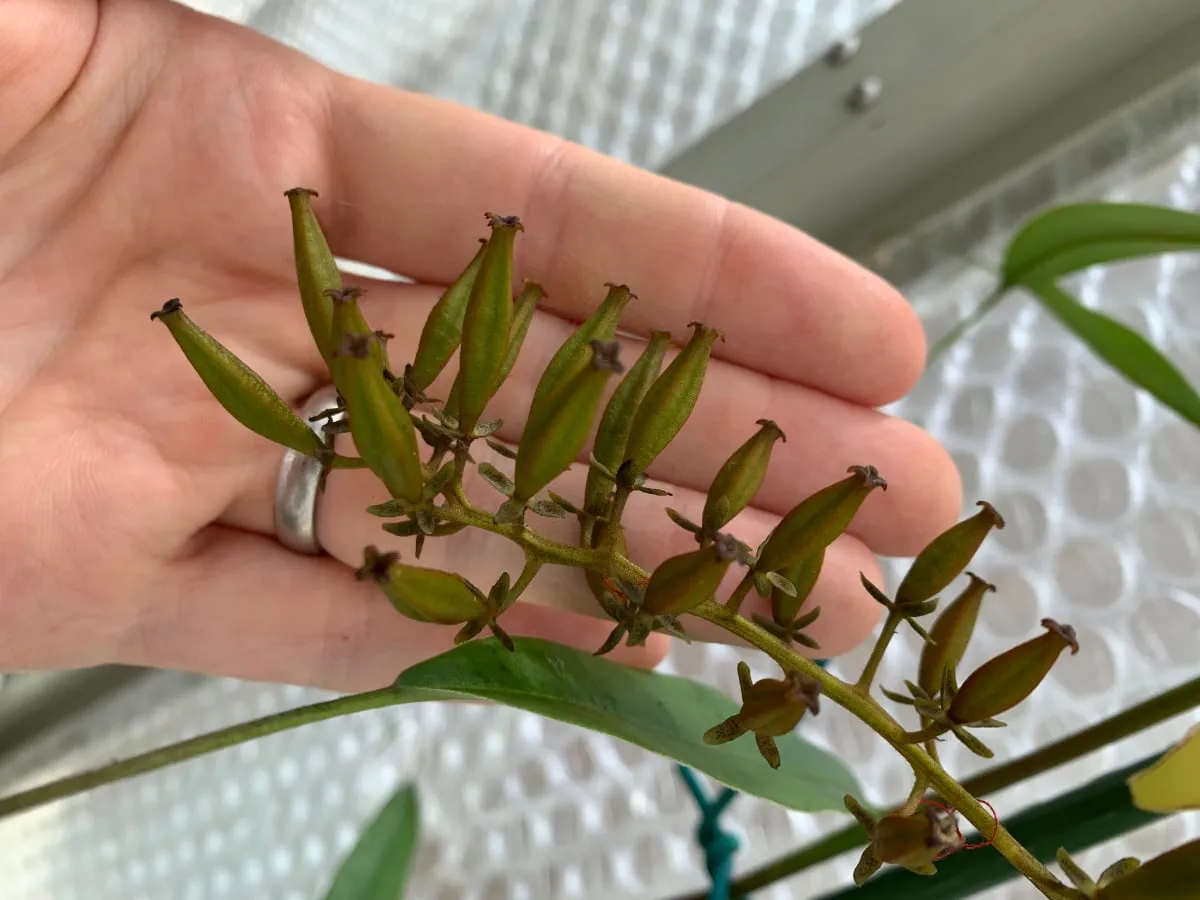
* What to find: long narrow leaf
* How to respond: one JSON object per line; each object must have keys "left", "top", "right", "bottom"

{"left": 393, "top": 637, "right": 860, "bottom": 812}
{"left": 1029, "top": 280, "right": 1200, "bottom": 430}
{"left": 1002, "top": 202, "right": 1200, "bottom": 289}
{"left": 322, "top": 783, "right": 420, "bottom": 900}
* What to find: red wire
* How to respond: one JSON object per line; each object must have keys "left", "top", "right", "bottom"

{"left": 918, "top": 797, "right": 999, "bottom": 859}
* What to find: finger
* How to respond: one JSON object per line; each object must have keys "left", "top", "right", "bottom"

{"left": 318, "top": 76, "right": 924, "bottom": 406}
{"left": 117, "top": 527, "right": 667, "bottom": 694}
{"left": 311, "top": 441, "right": 884, "bottom": 658}
{"left": 222, "top": 277, "right": 957, "bottom": 557}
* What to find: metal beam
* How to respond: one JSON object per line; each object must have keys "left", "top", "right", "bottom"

{"left": 660, "top": 0, "right": 1200, "bottom": 261}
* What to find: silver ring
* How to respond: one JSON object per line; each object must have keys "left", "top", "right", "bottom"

{"left": 274, "top": 384, "right": 343, "bottom": 554}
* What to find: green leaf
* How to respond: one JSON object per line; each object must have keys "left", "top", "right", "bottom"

{"left": 392, "top": 637, "right": 860, "bottom": 812}
{"left": 1028, "top": 280, "right": 1200, "bottom": 430}
{"left": 1002, "top": 202, "right": 1200, "bottom": 289}
{"left": 1096, "top": 838, "right": 1200, "bottom": 899}
{"left": 322, "top": 783, "right": 420, "bottom": 900}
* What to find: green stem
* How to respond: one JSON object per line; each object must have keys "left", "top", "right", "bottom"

{"left": 724, "top": 571, "right": 756, "bottom": 615}
{"left": 0, "top": 688, "right": 401, "bottom": 820}
{"left": 855, "top": 610, "right": 902, "bottom": 692}
{"left": 690, "top": 603, "right": 1065, "bottom": 897}
{"left": 695, "top": 672, "right": 1200, "bottom": 898}
{"left": 503, "top": 556, "right": 543, "bottom": 612}
{"left": 926, "top": 288, "right": 1005, "bottom": 366}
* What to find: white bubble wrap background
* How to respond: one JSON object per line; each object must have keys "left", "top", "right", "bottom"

{"left": 3, "top": 3, "right": 1200, "bottom": 899}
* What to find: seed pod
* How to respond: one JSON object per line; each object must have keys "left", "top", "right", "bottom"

{"left": 329, "top": 290, "right": 424, "bottom": 504}
{"left": 356, "top": 546, "right": 487, "bottom": 624}
{"left": 408, "top": 239, "right": 489, "bottom": 393}
{"left": 151, "top": 299, "right": 324, "bottom": 457}
{"left": 641, "top": 535, "right": 739, "bottom": 617}
{"left": 512, "top": 340, "right": 624, "bottom": 503}
{"left": 917, "top": 572, "right": 994, "bottom": 696}
{"left": 622, "top": 322, "right": 722, "bottom": 479}
{"left": 771, "top": 548, "right": 825, "bottom": 627}
{"left": 703, "top": 661, "right": 822, "bottom": 769}
{"left": 584, "top": 331, "right": 671, "bottom": 517}
{"left": 1096, "top": 838, "right": 1200, "bottom": 899}
{"left": 527, "top": 283, "right": 634, "bottom": 418}
{"left": 702, "top": 419, "right": 787, "bottom": 534}
{"left": 871, "top": 806, "right": 962, "bottom": 873}
{"left": 497, "top": 280, "right": 544, "bottom": 387}
{"left": 284, "top": 188, "right": 343, "bottom": 365}
{"left": 949, "top": 618, "right": 1079, "bottom": 725}
{"left": 756, "top": 466, "right": 887, "bottom": 575}
{"left": 896, "top": 501, "right": 1005, "bottom": 607}
{"left": 455, "top": 214, "right": 522, "bottom": 434}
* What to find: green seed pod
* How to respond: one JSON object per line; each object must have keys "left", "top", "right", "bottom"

{"left": 641, "top": 534, "right": 739, "bottom": 617}
{"left": 455, "top": 213, "right": 522, "bottom": 434}
{"left": 896, "top": 501, "right": 1005, "bottom": 607}
{"left": 622, "top": 322, "right": 723, "bottom": 479}
{"left": 512, "top": 340, "right": 624, "bottom": 503}
{"left": 1096, "top": 839, "right": 1200, "bottom": 900}
{"left": 771, "top": 548, "right": 825, "bottom": 627}
{"left": 527, "top": 283, "right": 634, "bottom": 417}
{"left": 355, "top": 546, "right": 487, "bottom": 624}
{"left": 408, "top": 239, "right": 489, "bottom": 393}
{"left": 151, "top": 299, "right": 324, "bottom": 457}
{"left": 703, "top": 661, "right": 822, "bottom": 769}
{"left": 917, "top": 572, "right": 994, "bottom": 696}
{"left": 756, "top": 466, "right": 888, "bottom": 574}
{"left": 948, "top": 618, "right": 1079, "bottom": 725}
{"left": 871, "top": 806, "right": 962, "bottom": 873}
{"left": 329, "top": 290, "right": 424, "bottom": 504}
{"left": 284, "top": 188, "right": 343, "bottom": 365}
{"left": 703, "top": 419, "right": 786, "bottom": 534}
{"left": 497, "top": 280, "right": 545, "bottom": 387}
{"left": 584, "top": 331, "right": 671, "bottom": 517}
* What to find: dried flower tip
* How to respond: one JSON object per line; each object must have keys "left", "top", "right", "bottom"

{"left": 1042, "top": 617, "right": 1080, "bottom": 654}
{"left": 325, "top": 286, "right": 365, "bottom": 305}
{"left": 355, "top": 545, "right": 398, "bottom": 583}
{"left": 485, "top": 212, "right": 524, "bottom": 231}
{"left": 713, "top": 531, "right": 743, "bottom": 563}
{"left": 588, "top": 339, "right": 625, "bottom": 373}
{"left": 150, "top": 297, "right": 184, "bottom": 321}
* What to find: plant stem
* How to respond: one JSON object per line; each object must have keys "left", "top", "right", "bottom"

{"left": 0, "top": 688, "right": 401, "bottom": 820}
{"left": 926, "top": 287, "right": 1005, "bottom": 366}
{"left": 690, "top": 602, "right": 1066, "bottom": 898}
{"left": 855, "top": 610, "right": 902, "bottom": 693}
{"left": 724, "top": 571, "right": 756, "bottom": 615}
{"left": 693, "top": 673, "right": 1200, "bottom": 898}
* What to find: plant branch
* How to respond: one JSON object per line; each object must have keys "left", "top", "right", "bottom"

{"left": 0, "top": 688, "right": 402, "bottom": 820}
{"left": 688, "top": 672, "right": 1200, "bottom": 898}
{"left": 723, "top": 571, "right": 756, "bottom": 615}
{"left": 926, "top": 287, "right": 1006, "bottom": 366}
{"left": 855, "top": 610, "right": 901, "bottom": 693}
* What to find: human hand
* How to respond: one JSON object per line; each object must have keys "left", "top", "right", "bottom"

{"left": 0, "top": 0, "right": 960, "bottom": 692}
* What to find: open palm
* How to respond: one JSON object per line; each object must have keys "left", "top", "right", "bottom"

{"left": 0, "top": 0, "right": 961, "bottom": 692}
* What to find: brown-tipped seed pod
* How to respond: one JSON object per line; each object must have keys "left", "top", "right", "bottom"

{"left": 329, "top": 290, "right": 424, "bottom": 504}
{"left": 584, "top": 331, "right": 671, "bottom": 518}
{"left": 622, "top": 322, "right": 723, "bottom": 479}
{"left": 896, "top": 501, "right": 1005, "bottom": 607}
{"left": 284, "top": 188, "right": 343, "bottom": 365}
{"left": 151, "top": 299, "right": 324, "bottom": 457}
{"left": 512, "top": 340, "right": 624, "bottom": 504}
{"left": 454, "top": 214, "right": 522, "bottom": 434}
{"left": 356, "top": 546, "right": 488, "bottom": 624}
{"left": 948, "top": 618, "right": 1079, "bottom": 725}
{"left": 702, "top": 419, "right": 787, "bottom": 534}
{"left": 870, "top": 805, "right": 963, "bottom": 875}
{"left": 1095, "top": 838, "right": 1200, "bottom": 899}
{"left": 771, "top": 548, "right": 825, "bottom": 628}
{"left": 407, "top": 239, "right": 490, "bottom": 394}
{"left": 756, "top": 466, "right": 887, "bottom": 575}
{"left": 703, "top": 661, "right": 822, "bottom": 769}
{"left": 641, "top": 534, "right": 739, "bottom": 617}
{"left": 917, "top": 572, "right": 995, "bottom": 696}
{"left": 523, "top": 283, "right": 633, "bottom": 442}
{"left": 496, "top": 280, "right": 545, "bottom": 387}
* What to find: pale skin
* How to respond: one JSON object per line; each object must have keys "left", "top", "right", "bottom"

{"left": 0, "top": 0, "right": 962, "bottom": 694}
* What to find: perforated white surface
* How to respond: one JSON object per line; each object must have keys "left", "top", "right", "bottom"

{"left": 3, "top": 3, "right": 1200, "bottom": 900}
